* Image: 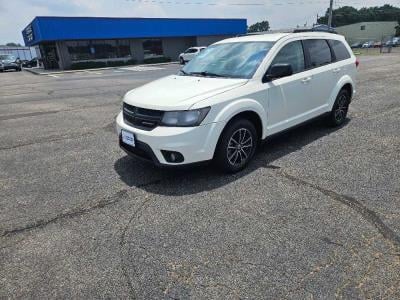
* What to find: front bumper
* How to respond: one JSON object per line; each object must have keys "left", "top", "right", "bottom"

{"left": 116, "top": 111, "right": 225, "bottom": 166}
{"left": 1, "top": 63, "right": 18, "bottom": 70}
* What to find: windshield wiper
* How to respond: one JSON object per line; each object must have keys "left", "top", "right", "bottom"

{"left": 189, "top": 71, "right": 226, "bottom": 78}
{"left": 179, "top": 69, "right": 189, "bottom": 75}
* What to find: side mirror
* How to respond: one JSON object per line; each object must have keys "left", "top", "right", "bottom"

{"left": 263, "top": 63, "right": 293, "bottom": 83}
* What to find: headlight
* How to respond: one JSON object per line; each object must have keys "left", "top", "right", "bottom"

{"left": 161, "top": 107, "right": 210, "bottom": 127}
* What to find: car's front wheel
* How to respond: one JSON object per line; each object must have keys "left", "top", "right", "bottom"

{"left": 179, "top": 57, "right": 185, "bottom": 65}
{"left": 214, "top": 118, "right": 258, "bottom": 173}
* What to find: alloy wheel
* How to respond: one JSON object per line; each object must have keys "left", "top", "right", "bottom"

{"left": 226, "top": 128, "right": 253, "bottom": 167}
{"left": 334, "top": 93, "right": 349, "bottom": 123}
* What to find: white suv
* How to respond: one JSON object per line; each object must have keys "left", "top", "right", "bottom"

{"left": 179, "top": 47, "right": 206, "bottom": 64}
{"left": 116, "top": 32, "right": 357, "bottom": 172}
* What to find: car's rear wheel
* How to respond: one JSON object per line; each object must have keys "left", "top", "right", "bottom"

{"left": 214, "top": 118, "right": 258, "bottom": 173}
{"left": 326, "top": 89, "right": 350, "bottom": 127}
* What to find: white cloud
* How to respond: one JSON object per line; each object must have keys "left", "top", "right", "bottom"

{"left": 1, "top": 0, "right": 399, "bottom": 45}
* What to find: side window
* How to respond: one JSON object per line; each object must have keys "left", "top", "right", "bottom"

{"left": 270, "top": 41, "right": 305, "bottom": 74}
{"left": 328, "top": 40, "right": 351, "bottom": 61}
{"left": 304, "top": 39, "right": 332, "bottom": 68}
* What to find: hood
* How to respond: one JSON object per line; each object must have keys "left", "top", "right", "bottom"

{"left": 123, "top": 75, "right": 248, "bottom": 110}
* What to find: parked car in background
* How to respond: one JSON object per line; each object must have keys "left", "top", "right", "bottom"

{"left": 392, "top": 37, "right": 400, "bottom": 46}
{"left": 0, "top": 54, "right": 22, "bottom": 72}
{"left": 384, "top": 37, "right": 400, "bottom": 47}
{"left": 385, "top": 40, "right": 394, "bottom": 47}
{"left": 22, "top": 57, "right": 38, "bottom": 68}
{"left": 362, "top": 41, "right": 374, "bottom": 48}
{"left": 350, "top": 42, "right": 363, "bottom": 49}
{"left": 117, "top": 32, "right": 357, "bottom": 172}
{"left": 373, "top": 41, "right": 383, "bottom": 48}
{"left": 179, "top": 47, "right": 206, "bottom": 64}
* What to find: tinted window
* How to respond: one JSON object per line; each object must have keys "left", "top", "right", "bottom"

{"left": 304, "top": 39, "right": 332, "bottom": 68}
{"left": 185, "top": 48, "right": 198, "bottom": 53}
{"left": 329, "top": 40, "right": 351, "bottom": 61}
{"left": 270, "top": 41, "right": 305, "bottom": 74}
{"left": 143, "top": 39, "right": 164, "bottom": 59}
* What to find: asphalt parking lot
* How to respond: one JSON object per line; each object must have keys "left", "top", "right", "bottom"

{"left": 1, "top": 56, "right": 399, "bottom": 299}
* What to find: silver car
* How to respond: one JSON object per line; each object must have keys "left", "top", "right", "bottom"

{"left": 0, "top": 55, "right": 22, "bottom": 72}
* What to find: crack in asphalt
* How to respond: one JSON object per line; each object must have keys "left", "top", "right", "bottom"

{"left": 119, "top": 196, "right": 155, "bottom": 299}
{"left": 1, "top": 189, "right": 129, "bottom": 237}
{"left": 275, "top": 168, "right": 400, "bottom": 249}
{"left": 0, "top": 132, "right": 95, "bottom": 150}
{"left": 0, "top": 118, "right": 119, "bottom": 151}
{"left": 0, "top": 110, "right": 60, "bottom": 121}
{"left": 0, "top": 102, "right": 119, "bottom": 123}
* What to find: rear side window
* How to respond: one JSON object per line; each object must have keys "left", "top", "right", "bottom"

{"left": 185, "top": 48, "right": 198, "bottom": 53}
{"left": 329, "top": 40, "right": 351, "bottom": 61}
{"left": 303, "top": 39, "right": 332, "bottom": 68}
{"left": 270, "top": 41, "right": 305, "bottom": 74}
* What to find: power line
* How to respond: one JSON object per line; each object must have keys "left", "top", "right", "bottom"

{"left": 124, "top": 0, "right": 344, "bottom": 7}
{"left": 125, "top": 0, "right": 400, "bottom": 5}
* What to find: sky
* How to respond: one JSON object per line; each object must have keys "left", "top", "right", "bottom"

{"left": 0, "top": 0, "right": 399, "bottom": 45}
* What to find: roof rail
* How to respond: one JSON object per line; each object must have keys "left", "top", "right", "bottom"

{"left": 293, "top": 25, "right": 337, "bottom": 34}
{"left": 238, "top": 25, "right": 337, "bottom": 36}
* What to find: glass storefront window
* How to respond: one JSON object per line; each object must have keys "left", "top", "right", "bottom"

{"left": 117, "top": 40, "right": 131, "bottom": 58}
{"left": 143, "top": 39, "right": 163, "bottom": 59}
{"left": 67, "top": 40, "right": 132, "bottom": 61}
{"left": 67, "top": 41, "right": 91, "bottom": 61}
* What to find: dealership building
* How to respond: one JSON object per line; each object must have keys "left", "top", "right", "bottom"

{"left": 22, "top": 17, "right": 247, "bottom": 70}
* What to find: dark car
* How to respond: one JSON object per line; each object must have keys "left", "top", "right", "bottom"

{"left": 22, "top": 57, "right": 38, "bottom": 68}
{"left": 350, "top": 42, "right": 363, "bottom": 49}
{"left": 0, "top": 54, "right": 22, "bottom": 72}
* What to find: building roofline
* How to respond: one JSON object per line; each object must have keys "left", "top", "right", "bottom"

{"left": 30, "top": 16, "right": 247, "bottom": 22}
{"left": 336, "top": 21, "right": 398, "bottom": 27}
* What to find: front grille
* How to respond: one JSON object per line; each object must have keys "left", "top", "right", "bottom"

{"left": 123, "top": 103, "right": 164, "bottom": 131}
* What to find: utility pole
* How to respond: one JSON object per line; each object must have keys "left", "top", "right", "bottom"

{"left": 328, "top": 0, "right": 334, "bottom": 28}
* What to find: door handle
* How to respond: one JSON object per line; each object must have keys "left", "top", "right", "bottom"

{"left": 301, "top": 77, "right": 312, "bottom": 83}
{"left": 333, "top": 68, "right": 341, "bottom": 73}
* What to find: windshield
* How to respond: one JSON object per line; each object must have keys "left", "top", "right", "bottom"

{"left": 0, "top": 55, "right": 15, "bottom": 61}
{"left": 181, "top": 42, "right": 274, "bottom": 79}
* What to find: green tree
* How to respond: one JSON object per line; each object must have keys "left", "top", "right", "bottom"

{"left": 248, "top": 21, "right": 270, "bottom": 33}
{"left": 317, "top": 4, "right": 400, "bottom": 27}
{"left": 5, "top": 42, "right": 22, "bottom": 47}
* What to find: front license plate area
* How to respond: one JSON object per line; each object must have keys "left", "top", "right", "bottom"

{"left": 121, "top": 130, "right": 135, "bottom": 147}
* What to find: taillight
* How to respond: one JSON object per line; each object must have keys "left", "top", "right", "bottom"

{"left": 355, "top": 59, "right": 360, "bottom": 68}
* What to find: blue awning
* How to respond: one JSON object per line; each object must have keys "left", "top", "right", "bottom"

{"left": 22, "top": 17, "right": 247, "bottom": 46}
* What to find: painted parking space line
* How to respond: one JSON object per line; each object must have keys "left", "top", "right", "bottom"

{"left": 120, "top": 66, "right": 165, "bottom": 72}
{"left": 83, "top": 70, "right": 103, "bottom": 75}
{"left": 47, "top": 74, "right": 61, "bottom": 78}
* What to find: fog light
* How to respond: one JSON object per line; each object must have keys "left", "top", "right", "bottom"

{"left": 161, "top": 150, "right": 184, "bottom": 163}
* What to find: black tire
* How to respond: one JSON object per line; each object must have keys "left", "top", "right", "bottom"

{"left": 214, "top": 118, "right": 258, "bottom": 173}
{"left": 326, "top": 89, "right": 350, "bottom": 127}
{"left": 180, "top": 57, "right": 185, "bottom": 65}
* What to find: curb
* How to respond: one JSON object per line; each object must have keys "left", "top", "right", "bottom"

{"left": 25, "top": 61, "right": 180, "bottom": 76}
